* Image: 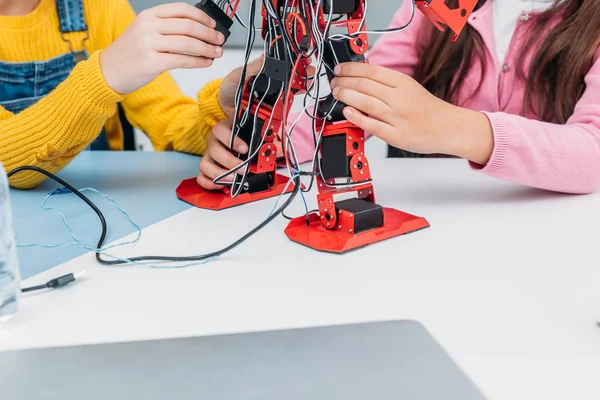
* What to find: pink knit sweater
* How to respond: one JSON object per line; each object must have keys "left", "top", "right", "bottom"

{"left": 287, "top": 1, "right": 600, "bottom": 194}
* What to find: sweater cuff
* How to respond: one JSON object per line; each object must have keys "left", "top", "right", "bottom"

{"left": 469, "top": 111, "right": 509, "bottom": 176}
{"left": 197, "top": 78, "right": 227, "bottom": 128}
{"left": 76, "top": 51, "right": 125, "bottom": 111}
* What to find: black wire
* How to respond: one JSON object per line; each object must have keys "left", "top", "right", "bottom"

{"left": 282, "top": 208, "right": 318, "bottom": 221}
{"left": 7, "top": 166, "right": 300, "bottom": 266}
{"left": 7, "top": 166, "right": 109, "bottom": 239}
{"left": 21, "top": 284, "right": 47, "bottom": 293}
{"left": 98, "top": 177, "right": 300, "bottom": 265}
{"left": 328, "top": 0, "right": 416, "bottom": 40}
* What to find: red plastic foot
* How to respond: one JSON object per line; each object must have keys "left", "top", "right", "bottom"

{"left": 176, "top": 174, "right": 297, "bottom": 211}
{"left": 284, "top": 208, "right": 430, "bottom": 253}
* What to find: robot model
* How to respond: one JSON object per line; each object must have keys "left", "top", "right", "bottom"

{"left": 177, "top": 0, "right": 477, "bottom": 253}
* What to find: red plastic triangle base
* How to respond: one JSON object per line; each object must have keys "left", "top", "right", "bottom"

{"left": 284, "top": 208, "right": 430, "bottom": 253}
{"left": 176, "top": 174, "right": 297, "bottom": 211}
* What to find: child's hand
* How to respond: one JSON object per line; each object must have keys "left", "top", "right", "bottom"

{"left": 197, "top": 120, "right": 283, "bottom": 190}
{"left": 100, "top": 3, "right": 225, "bottom": 95}
{"left": 218, "top": 56, "right": 265, "bottom": 119}
{"left": 331, "top": 63, "right": 494, "bottom": 165}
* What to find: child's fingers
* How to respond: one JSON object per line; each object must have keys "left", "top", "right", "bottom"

{"left": 197, "top": 172, "right": 224, "bottom": 191}
{"left": 199, "top": 157, "right": 233, "bottom": 184}
{"left": 210, "top": 143, "right": 246, "bottom": 173}
{"left": 335, "top": 62, "right": 402, "bottom": 88}
{"left": 161, "top": 54, "right": 214, "bottom": 70}
{"left": 157, "top": 35, "right": 223, "bottom": 59}
{"left": 158, "top": 19, "right": 225, "bottom": 46}
{"left": 150, "top": 3, "right": 216, "bottom": 29}
{"left": 332, "top": 86, "right": 394, "bottom": 125}
{"left": 213, "top": 123, "right": 248, "bottom": 154}
{"left": 342, "top": 107, "right": 395, "bottom": 142}
{"left": 245, "top": 56, "right": 265, "bottom": 78}
{"left": 332, "top": 77, "right": 394, "bottom": 107}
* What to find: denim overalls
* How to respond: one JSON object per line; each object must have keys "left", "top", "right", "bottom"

{"left": 0, "top": 0, "right": 109, "bottom": 150}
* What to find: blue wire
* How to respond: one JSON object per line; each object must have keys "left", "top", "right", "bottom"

{"left": 299, "top": 187, "right": 309, "bottom": 217}
{"left": 267, "top": 172, "right": 301, "bottom": 216}
{"left": 17, "top": 174, "right": 303, "bottom": 269}
{"left": 290, "top": 168, "right": 310, "bottom": 218}
{"left": 18, "top": 188, "right": 141, "bottom": 252}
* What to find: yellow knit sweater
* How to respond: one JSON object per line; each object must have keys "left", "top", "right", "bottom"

{"left": 0, "top": 0, "right": 226, "bottom": 189}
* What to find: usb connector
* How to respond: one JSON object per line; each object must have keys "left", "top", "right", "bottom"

{"left": 21, "top": 271, "right": 86, "bottom": 293}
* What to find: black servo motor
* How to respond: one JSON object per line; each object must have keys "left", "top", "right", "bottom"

{"left": 195, "top": 0, "right": 234, "bottom": 43}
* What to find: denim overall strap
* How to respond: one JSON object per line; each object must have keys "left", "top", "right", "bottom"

{"left": 56, "top": 0, "right": 88, "bottom": 33}
{"left": 56, "top": 0, "right": 89, "bottom": 64}
{"left": 55, "top": 0, "right": 110, "bottom": 151}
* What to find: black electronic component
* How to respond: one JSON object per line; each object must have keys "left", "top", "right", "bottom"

{"left": 335, "top": 198, "right": 384, "bottom": 233}
{"left": 243, "top": 172, "right": 274, "bottom": 194}
{"left": 250, "top": 74, "right": 284, "bottom": 106}
{"left": 317, "top": 94, "right": 346, "bottom": 122}
{"left": 322, "top": 39, "right": 365, "bottom": 80}
{"left": 299, "top": 35, "right": 310, "bottom": 52}
{"left": 236, "top": 113, "right": 266, "bottom": 158}
{"left": 323, "top": 0, "right": 360, "bottom": 14}
{"left": 264, "top": 56, "right": 288, "bottom": 82}
{"left": 195, "top": 0, "right": 234, "bottom": 42}
{"left": 232, "top": 172, "right": 273, "bottom": 194}
{"left": 320, "top": 134, "right": 350, "bottom": 179}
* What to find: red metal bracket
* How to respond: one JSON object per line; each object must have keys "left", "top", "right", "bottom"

{"left": 415, "top": 0, "right": 477, "bottom": 41}
{"left": 345, "top": 20, "right": 369, "bottom": 55}
{"left": 250, "top": 143, "right": 277, "bottom": 174}
{"left": 349, "top": 154, "right": 371, "bottom": 182}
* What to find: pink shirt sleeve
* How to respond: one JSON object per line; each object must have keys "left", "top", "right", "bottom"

{"left": 471, "top": 49, "right": 600, "bottom": 194}
{"left": 285, "top": 2, "right": 426, "bottom": 164}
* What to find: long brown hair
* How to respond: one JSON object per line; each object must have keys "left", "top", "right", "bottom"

{"left": 412, "top": 0, "right": 600, "bottom": 124}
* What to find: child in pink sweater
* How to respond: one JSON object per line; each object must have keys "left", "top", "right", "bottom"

{"left": 199, "top": 0, "right": 600, "bottom": 194}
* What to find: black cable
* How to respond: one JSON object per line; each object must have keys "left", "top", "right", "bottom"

{"left": 21, "top": 284, "right": 47, "bottom": 293}
{"left": 282, "top": 208, "right": 317, "bottom": 222}
{"left": 328, "top": 0, "right": 416, "bottom": 40}
{"left": 7, "top": 166, "right": 300, "bottom": 266}
{"left": 98, "top": 178, "right": 299, "bottom": 265}
{"left": 7, "top": 166, "right": 108, "bottom": 232}
{"left": 21, "top": 272, "right": 86, "bottom": 293}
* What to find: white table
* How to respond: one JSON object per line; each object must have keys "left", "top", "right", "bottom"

{"left": 4, "top": 49, "right": 600, "bottom": 399}
{"left": 2, "top": 153, "right": 600, "bottom": 399}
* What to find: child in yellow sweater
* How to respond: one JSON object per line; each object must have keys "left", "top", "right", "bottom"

{"left": 0, "top": 0, "right": 242, "bottom": 189}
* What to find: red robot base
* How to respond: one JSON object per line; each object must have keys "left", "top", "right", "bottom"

{"left": 285, "top": 209, "right": 430, "bottom": 254}
{"left": 176, "top": 174, "right": 296, "bottom": 211}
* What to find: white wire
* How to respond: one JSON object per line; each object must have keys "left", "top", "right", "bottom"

{"left": 221, "top": 0, "right": 383, "bottom": 195}
{"left": 214, "top": 7, "right": 284, "bottom": 194}
{"left": 327, "top": 0, "right": 416, "bottom": 41}
{"left": 214, "top": 47, "right": 282, "bottom": 191}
